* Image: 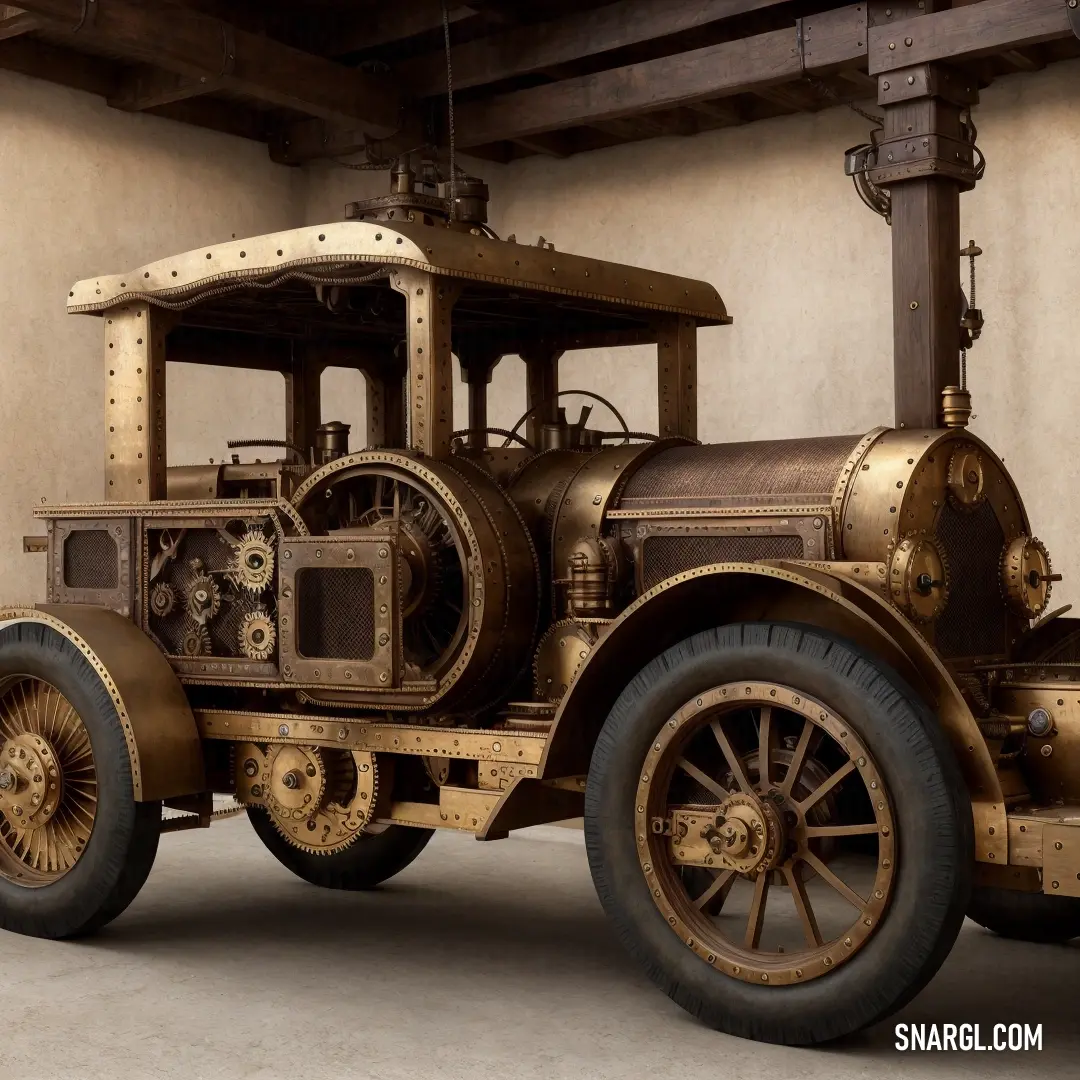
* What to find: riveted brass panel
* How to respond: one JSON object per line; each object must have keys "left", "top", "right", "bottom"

{"left": 278, "top": 535, "right": 398, "bottom": 689}
{"left": 995, "top": 680, "right": 1080, "bottom": 804}
{"left": 1042, "top": 823, "right": 1080, "bottom": 898}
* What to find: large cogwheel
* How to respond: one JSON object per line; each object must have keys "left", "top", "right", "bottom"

{"left": 229, "top": 529, "right": 275, "bottom": 595}
{"left": 261, "top": 746, "right": 378, "bottom": 856}
{"left": 239, "top": 607, "right": 276, "bottom": 660}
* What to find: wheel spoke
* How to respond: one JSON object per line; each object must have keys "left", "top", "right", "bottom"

{"left": 757, "top": 705, "right": 775, "bottom": 788}
{"left": 804, "top": 822, "right": 880, "bottom": 839}
{"left": 797, "top": 759, "right": 856, "bottom": 813}
{"left": 744, "top": 871, "right": 770, "bottom": 949}
{"left": 675, "top": 757, "right": 729, "bottom": 802}
{"left": 801, "top": 849, "right": 867, "bottom": 910}
{"left": 780, "top": 718, "right": 813, "bottom": 797}
{"left": 709, "top": 719, "right": 754, "bottom": 795}
{"left": 693, "top": 868, "right": 736, "bottom": 913}
{"left": 784, "top": 866, "right": 823, "bottom": 948}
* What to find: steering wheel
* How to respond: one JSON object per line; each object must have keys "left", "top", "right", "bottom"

{"left": 451, "top": 427, "right": 537, "bottom": 452}
{"left": 505, "top": 390, "right": 634, "bottom": 446}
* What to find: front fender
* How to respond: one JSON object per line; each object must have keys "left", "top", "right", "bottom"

{"left": 0, "top": 606, "right": 204, "bottom": 801}
{"left": 542, "top": 562, "right": 1005, "bottom": 862}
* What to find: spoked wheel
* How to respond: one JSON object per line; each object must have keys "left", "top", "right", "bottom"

{"left": 641, "top": 682, "right": 895, "bottom": 984}
{"left": 0, "top": 622, "right": 160, "bottom": 939}
{"left": 586, "top": 622, "right": 972, "bottom": 1045}
{"left": 0, "top": 678, "right": 98, "bottom": 883}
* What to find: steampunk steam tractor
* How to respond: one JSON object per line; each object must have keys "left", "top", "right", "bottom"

{"left": 2, "top": 157, "right": 1079, "bottom": 1046}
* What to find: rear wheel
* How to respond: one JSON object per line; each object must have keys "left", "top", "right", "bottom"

{"left": 249, "top": 809, "right": 433, "bottom": 890}
{"left": 585, "top": 622, "right": 972, "bottom": 1045}
{"left": 968, "top": 886, "right": 1080, "bottom": 943}
{"left": 0, "top": 621, "right": 160, "bottom": 938}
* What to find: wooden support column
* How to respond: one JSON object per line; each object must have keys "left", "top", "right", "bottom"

{"left": 105, "top": 302, "right": 170, "bottom": 500}
{"left": 655, "top": 316, "right": 697, "bottom": 441}
{"left": 391, "top": 268, "right": 462, "bottom": 458}
{"left": 868, "top": 2, "right": 980, "bottom": 429}
{"left": 521, "top": 347, "right": 562, "bottom": 449}
{"left": 283, "top": 343, "right": 325, "bottom": 460}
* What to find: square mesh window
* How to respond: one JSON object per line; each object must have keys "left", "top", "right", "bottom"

{"left": 63, "top": 530, "right": 119, "bottom": 590}
{"left": 296, "top": 567, "right": 375, "bottom": 660}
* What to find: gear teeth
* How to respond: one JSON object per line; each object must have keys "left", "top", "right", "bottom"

{"left": 229, "top": 529, "right": 275, "bottom": 595}
{"left": 238, "top": 607, "right": 276, "bottom": 660}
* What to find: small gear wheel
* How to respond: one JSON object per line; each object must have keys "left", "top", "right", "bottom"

{"left": 260, "top": 746, "right": 377, "bottom": 856}
{"left": 888, "top": 531, "right": 949, "bottom": 622}
{"left": 238, "top": 607, "right": 276, "bottom": 660}
{"left": 1001, "top": 536, "right": 1055, "bottom": 619}
{"left": 229, "top": 529, "right": 275, "bottom": 594}
{"left": 149, "top": 581, "right": 176, "bottom": 618}
{"left": 185, "top": 574, "right": 220, "bottom": 623}
{"left": 181, "top": 624, "right": 211, "bottom": 657}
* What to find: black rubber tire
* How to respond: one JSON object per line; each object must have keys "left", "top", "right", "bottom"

{"left": 968, "top": 886, "right": 1080, "bottom": 943}
{"left": 585, "top": 622, "right": 973, "bottom": 1045}
{"left": 0, "top": 621, "right": 160, "bottom": 939}
{"left": 249, "top": 808, "right": 433, "bottom": 889}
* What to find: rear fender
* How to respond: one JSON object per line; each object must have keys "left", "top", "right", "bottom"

{"left": 0, "top": 606, "right": 204, "bottom": 802}
{"left": 542, "top": 563, "right": 1005, "bottom": 861}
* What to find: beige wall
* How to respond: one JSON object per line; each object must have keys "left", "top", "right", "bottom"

{"left": 0, "top": 70, "right": 303, "bottom": 599}
{"left": 308, "top": 59, "right": 1080, "bottom": 604}
{"left": 4, "top": 57, "right": 1079, "bottom": 604}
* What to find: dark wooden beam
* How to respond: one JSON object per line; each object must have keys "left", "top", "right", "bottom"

{"left": 398, "top": 0, "right": 791, "bottom": 98}
{"left": 868, "top": 0, "right": 1071, "bottom": 73}
{"left": 299, "top": 1, "right": 478, "bottom": 58}
{"left": 0, "top": 5, "right": 40, "bottom": 40}
{"left": 15, "top": 0, "right": 410, "bottom": 137}
{"left": 454, "top": 5, "right": 869, "bottom": 146}
{"left": 0, "top": 32, "right": 114, "bottom": 95}
{"left": 109, "top": 64, "right": 223, "bottom": 111}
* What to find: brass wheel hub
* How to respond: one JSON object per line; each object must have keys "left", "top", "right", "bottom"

{"left": 0, "top": 732, "right": 63, "bottom": 829}
{"left": 0, "top": 677, "right": 97, "bottom": 886}
{"left": 637, "top": 681, "right": 896, "bottom": 987}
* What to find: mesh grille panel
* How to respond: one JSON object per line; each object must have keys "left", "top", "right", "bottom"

{"left": 642, "top": 535, "right": 804, "bottom": 590}
{"left": 297, "top": 568, "right": 375, "bottom": 660}
{"left": 63, "top": 531, "right": 118, "bottom": 590}
{"left": 935, "top": 500, "right": 1007, "bottom": 658}
{"left": 622, "top": 435, "right": 864, "bottom": 505}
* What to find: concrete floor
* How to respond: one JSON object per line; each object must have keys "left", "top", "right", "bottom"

{"left": 2, "top": 819, "right": 1077, "bottom": 1080}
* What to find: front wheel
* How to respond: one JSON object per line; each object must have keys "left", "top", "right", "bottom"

{"left": 0, "top": 622, "right": 160, "bottom": 938}
{"left": 585, "top": 622, "right": 972, "bottom": 1045}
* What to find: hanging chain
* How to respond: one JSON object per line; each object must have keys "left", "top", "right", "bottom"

{"left": 441, "top": 0, "right": 458, "bottom": 219}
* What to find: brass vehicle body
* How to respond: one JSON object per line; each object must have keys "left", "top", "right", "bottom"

{"left": 3, "top": 179, "right": 1079, "bottom": 1046}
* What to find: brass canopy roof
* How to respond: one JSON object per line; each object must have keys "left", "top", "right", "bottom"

{"left": 67, "top": 220, "right": 731, "bottom": 330}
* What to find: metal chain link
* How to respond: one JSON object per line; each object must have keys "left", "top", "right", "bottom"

{"left": 442, "top": 0, "right": 458, "bottom": 218}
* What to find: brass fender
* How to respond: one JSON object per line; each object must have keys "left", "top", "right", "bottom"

{"left": 0, "top": 606, "right": 204, "bottom": 802}
{"left": 541, "top": 562, "right": 1005, "bottom": 862}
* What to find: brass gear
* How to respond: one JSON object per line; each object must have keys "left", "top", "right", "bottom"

{"left": 181, "top": 624, "right": 211, "bottom": 657}
{"left": 238, "top": 607, "right": 276, "bottom": 661}
{"left": 185, "top": 574, "right": 220, "bottom": 623}
{"left": 261, "top": 745, "right": 378, "bottom": 856}
{"left": 888, "top": 531, "right": 949, "bottom": 622}
{"left": 150, "top": 581, "right": 176, "bottom": 618}
{"left": 229, "top": 529, "right": 275, "bottom": 594}
{"left": 1001, "top": 536, "right": 1054, "bottom": 619}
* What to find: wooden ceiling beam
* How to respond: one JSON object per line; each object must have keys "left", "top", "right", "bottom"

{"left": 453, "top": 5, "right": 869, "bottom": 147}
{"left": 14, "top": 0, "right": 412, "bottom": 138}
{"left": 298, "top": 1, "right": 478, "bottom": 58}
{"left": 109, "top": 64, "right": 223, "bottom": 111}
{"left": 868, "top": 0, "right": 1071, "bottom": 72}
{"left": 0, "top": 6, "right": 41, "bottom": 41}
{"left": 398, "top": 0, "right": 791, "bottom": 98}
